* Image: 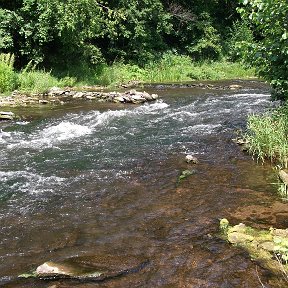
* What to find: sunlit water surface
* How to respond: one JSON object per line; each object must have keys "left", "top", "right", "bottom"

{"left": 0, "top": 81, "right": 285, "bottom": 287}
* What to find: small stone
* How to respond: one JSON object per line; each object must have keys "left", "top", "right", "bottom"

{"left": 39, "top": 99, "right": 49, "bottom": 104}
{"left": 48, "top": 87, "right": 64, "bottom": 96}
{"left": 113, "top": 96, "right": 125, "bottom": 103}
{"left": 185, "top": 155, "right": 199, "bottom": 164}
{"left": 229, "top": 223, "right": 247, "bottom": 233}
{"left": 279, "top": 170, "right": 288, "bottom": 186}
{"left": 151, "top": 94, "right": 159, "bottom": 100}
{"left": 86, "top": 95, "right": 96, "bottom": 100}
{"left": 73, "top": 92, "right": 84, "bottom": 99}
{"left": 229, "top": 84, "right": 242, "bottom": 90}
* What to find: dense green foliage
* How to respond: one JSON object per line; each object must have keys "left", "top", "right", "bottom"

{"left": 238, "top": 0, "right": 288, "bottom": 100}
{"left": 0, "top": 0, "right": 241, "bottom": 72}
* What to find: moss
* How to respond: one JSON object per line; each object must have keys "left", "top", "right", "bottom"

{"left": 219, "top": 219, "right": 288, "bottom": 276}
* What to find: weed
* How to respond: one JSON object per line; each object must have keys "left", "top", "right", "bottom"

{"left": 0, "top": 53, "right": 17, "bottom": 93}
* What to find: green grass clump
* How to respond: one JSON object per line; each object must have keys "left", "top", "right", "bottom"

{"left": 94, "top": 52, "right": 255, "bottom": 87}
{"left": 0, "top": 53, "right": 17, "bottom": 93}
{"left": 18, "top": 70, "right": 61, "bottom": 93}
{"left": 245, "top": 105, "right": 288, "bottom": 168}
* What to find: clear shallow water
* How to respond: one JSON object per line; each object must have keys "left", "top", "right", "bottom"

{"left": 0, "top": 81, "right": 285, "bottom": 287}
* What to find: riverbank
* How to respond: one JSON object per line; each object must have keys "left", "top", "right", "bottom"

{"left": 0, "top": 55, "right": 255, "bottom": 96}
{"left": 0, "top": 81, "right": 248, "bottom": 108}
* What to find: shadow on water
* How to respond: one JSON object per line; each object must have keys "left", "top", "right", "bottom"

{"left": 0, "top": 80, "right": 287, "bottom": 287}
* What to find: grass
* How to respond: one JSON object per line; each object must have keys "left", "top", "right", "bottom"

{"left": 245, "top": 105, "right": 288, "bottom": 168}
{"left": 96, "top": 54, "right": 255, "bottom": 87}
{"left": 0, "top": 54, "right": 17, "bottom": 93}
{"left": 0, "top": 52, "right": 255, "bottom": 94}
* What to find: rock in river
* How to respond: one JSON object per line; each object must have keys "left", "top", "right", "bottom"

{"left": 0, "top": 111, "right": 15, "bottom": 120}
{"left": 21, "top": 254, "right": 148, "bottom": 281}
{"left": 185, "top": 155, "right": 199, "bottom": 164}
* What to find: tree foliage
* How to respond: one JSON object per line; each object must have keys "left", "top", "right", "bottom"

{"left": 0, "top": 0, "right": 240, "bottom": 71}
{"left": 238, "top": 0, "right": 288, "bottom": 100}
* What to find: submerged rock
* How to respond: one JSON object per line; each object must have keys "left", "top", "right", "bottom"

{"left": 36, "top": 261, "right": 102, "bottom": 279}
{"left": 20, "top": 254, "right": 148, "bottom": 281}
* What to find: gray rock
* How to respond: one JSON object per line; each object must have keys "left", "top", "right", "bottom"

{"left": 131, "top": 95, "right": 146, "bottom": 104}
{"left": 86, "top": 95, "right": 96, "bottom": 100}
{"left": 72, "top": 92, "right": 84, "bottom": 99}
{"left": 48, "top": 87, "right": 64, "bottom": 96}
{"left": 113, "top": 96, "right": 125, "bottom": 103}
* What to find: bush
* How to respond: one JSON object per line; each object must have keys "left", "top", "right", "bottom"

{"left": 0, "top": 53, "right": 17, "bottom": 93}
{"left": 225, "top": 20, "right": 254, "bottom": 62}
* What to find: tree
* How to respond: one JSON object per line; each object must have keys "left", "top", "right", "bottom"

{"left": 238, "top": 0, "right": 288, "bottom": 100}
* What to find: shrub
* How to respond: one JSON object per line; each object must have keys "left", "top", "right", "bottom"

{"left": 225, "top": 20, "right": 254, "bottom": 62}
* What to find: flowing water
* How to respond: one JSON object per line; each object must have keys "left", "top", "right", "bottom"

{"left": 0, "top": 80, "right": 286, "bottom": 287}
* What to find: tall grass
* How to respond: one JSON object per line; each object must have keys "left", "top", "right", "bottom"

{"left": 245, "top": 105, "right": 288, "bottom": 168}
{"left": 0, "top": 52, "right": 255, "bottom": 94}
{"left": 0, "top": 53, "right": 17, "bottom": 93}
{"left": 96, "top": 53, "right": 255, "bottom": 87}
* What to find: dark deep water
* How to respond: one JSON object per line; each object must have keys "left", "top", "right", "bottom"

{"left": 0, "top": 80, "right": 287, "bottom": 287}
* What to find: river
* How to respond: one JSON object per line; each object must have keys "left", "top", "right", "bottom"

{"left": 0, "top": 80, "right": 286, "bottom": 287}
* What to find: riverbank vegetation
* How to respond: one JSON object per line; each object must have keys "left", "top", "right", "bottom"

{"left": 238, "top": 0, "right": 288, "bottom": 178}
{"left": 0, "top": 53, "right": 255, "bottom": 94}
{"left": 0, "top": 0, "right": 257, "bottom": 94}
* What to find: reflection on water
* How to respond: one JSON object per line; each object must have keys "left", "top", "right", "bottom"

{"left": 0, "top": 81, "right": 285, "bottom": 287}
